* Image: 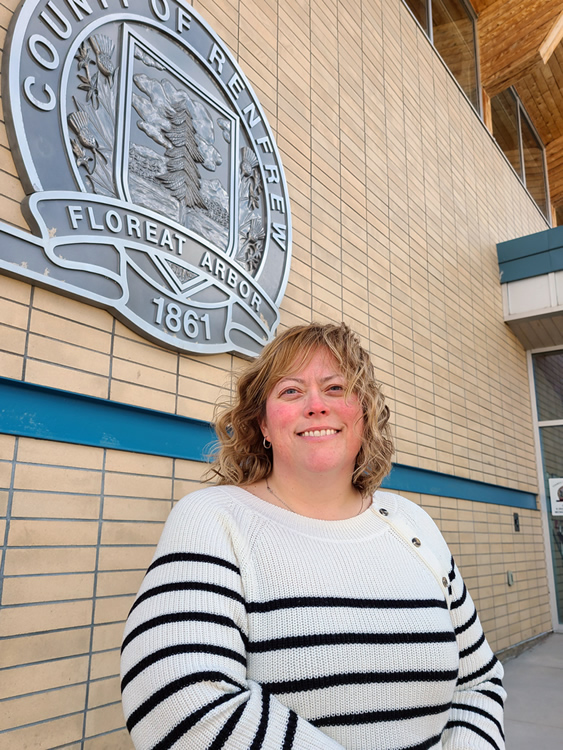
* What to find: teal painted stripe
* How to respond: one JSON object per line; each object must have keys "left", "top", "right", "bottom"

{"left": 381, "top": 464, "right": 536, "bottom": 510}
{"left": 0, "top": 376, "right": 215, "bottom": 461}
{"left": 0, "top": 377, "right": 536, "bottom": 510}
{"left": 497, "top": 226, "right": 563, "bottom": 283}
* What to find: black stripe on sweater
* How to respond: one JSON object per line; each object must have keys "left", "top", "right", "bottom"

{"left": 150, "top": 693, "right": 235, "bottom": 750}
{"left": 122, "top": 611, "right": 248, "bottom": 653}
{"left": 148, "top": 552, "right": 240, "bottom": 575}
{"left": 248, "top": 630, "right": 456, "bottom": 653}
{"left": 445, "top": 720, "right": 500, "bottom": 750}
{"left": 450, "top": 702, "right": 505, "bottom": 739}
{"left": 454, "top": 607, "right": 477, "bottom": 635}
{"left": 459, "top": 631, "right": 485, "bottom": 659}
{"left": 249, "top": 691, "right": 270, "bottom": 750}
{"left": 207, "top": 701, "right": 247, "bottom": 750}
{"left": 127, "top": 670, "right": 244, "bottom": 731}
{"left": 312, "top": 700, "right": 451, "bottom": 727}
{"left": 282, "top": 711, "right": 298, "bottom": 750}
{"left": 129, "top": 582, "right": 245, "bottom": 613}
{"left": 474, "top": 688, "right": 505, "bottom": 708}
{"left": 246, "top": 596, "right": 447, "bottom": 613}
{"left": 121, "top": 644, "right": 246, "bottom": 691}
{"left": 450, "top": 583, "right": 467, "bottom": 610}
{"left": 457, "top": 654, "right": 499, "bottom": 686}
{"left": 262, "top": 668, "right": 459, "bottom": 694}
{"left": 447, "top": 559, "right": 456, "bottom": 596}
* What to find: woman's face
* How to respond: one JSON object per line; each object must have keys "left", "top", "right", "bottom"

{"left": 260, "top": 347, "right": 364, "bottom": 482}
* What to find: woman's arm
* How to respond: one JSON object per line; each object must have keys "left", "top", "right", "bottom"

{"left": 121, "top": 490, "right": 344, "bottom": 750}
{"left": 381, "top": 492, "right": 506, "bottom": 750}
{"left": 442, "top": 558, "right": 506, "bottom": 750}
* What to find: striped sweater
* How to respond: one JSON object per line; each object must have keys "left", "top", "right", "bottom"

{"left": 121, "top": 486, "right": 505, "bottom": 750}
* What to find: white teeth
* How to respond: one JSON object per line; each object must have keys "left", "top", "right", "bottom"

{"left": 300, "top": 429, "right": 338, "bottom": 437}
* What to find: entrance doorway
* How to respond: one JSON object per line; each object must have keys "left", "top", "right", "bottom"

{"left": 530, "top": 348, "right": 563, "bottom": 629}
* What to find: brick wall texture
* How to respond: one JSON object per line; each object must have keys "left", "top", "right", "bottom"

{"left": 0, "top": 0, "right": 554, "bottom": 746}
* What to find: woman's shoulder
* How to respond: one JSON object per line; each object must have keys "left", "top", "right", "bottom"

{"left": 169, "top": 483, "right": 279, "bottom": 531}
{"left": 373, "top": 489, "right": 449, "bottom": 549}
{"left": 373, "top": 489, "right": 432, "bottom": 518}
{"left": 169, "top": 484, "right": 246, "bottom": 523}
{"left": 156, "top": 485, "right": 256, "bottom": 560}
{"left": 174, "top": 483, "right": 240, "bottom": 507}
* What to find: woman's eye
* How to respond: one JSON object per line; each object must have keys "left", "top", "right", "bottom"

{"left": 328, "top": 384, "right": 344, "bottom": 392}
{"left": 281, "top": 387, "right": 298, "bottom": 396}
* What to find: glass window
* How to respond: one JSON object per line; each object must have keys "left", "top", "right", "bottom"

{"left": 533, "top": 351, "right": 563, "bottom": 422}
{"left": 405, "top": 0, "right": 429, "bottom": 30}
{"left": 431, "top": 0, "right": 478, "bottom": 111}
{"left": 491, "top": 89, "right": 549, "bottom": 220}
{"left": 491, "top": 89, "right": 521, "bottom": 177}
{"left": 533, "top": 352, "right": 563, "bottom": 626}
{"left": 403, "top": 0, "right": 479, "bottom": 114}
{"left": 539, "top": 425, "right": 563, "bottom": 624}
{"left": 521, "top": 115, "right": 548, "bottom": 218}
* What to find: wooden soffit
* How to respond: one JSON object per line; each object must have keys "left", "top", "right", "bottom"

{"left": 546, "top": 135, "right": 563, "bottom": 207}
{"left": 478, "top": 0, "right": 563, "bottom": 97}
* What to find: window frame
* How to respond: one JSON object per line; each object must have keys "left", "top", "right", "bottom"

{"left": 519, "top": 103, "right": 550, "bottom": 217}
{"left": 528, "top": 345, "right": 563, "bottom": 632}
{"left": 492, "top": 87, "right": 550, "bottom": 221}
{"left": 403, "top": 0, "right": 550, "bottom": 223}
{"left": 402, "top": 0, "right": 482, "bottom": 118}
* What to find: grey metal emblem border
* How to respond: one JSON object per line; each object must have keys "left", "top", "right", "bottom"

{"left": 0, "top": 0, "right": 292, "bottom": 357}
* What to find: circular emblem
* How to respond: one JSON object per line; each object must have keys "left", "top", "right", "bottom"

{"left": 2, "top": 0, "right": 292, "bottom": 356}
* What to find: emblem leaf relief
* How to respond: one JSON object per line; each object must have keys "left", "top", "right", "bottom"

{"left": 69, "top": 36, "right": 117, "bottom": 195}
{"left": 238, "top": 146, "right": 265, "bottom": 272}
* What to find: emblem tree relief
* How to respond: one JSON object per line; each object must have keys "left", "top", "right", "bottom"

{"left": 1, "top": 0, "right": 292, "bottom": 356}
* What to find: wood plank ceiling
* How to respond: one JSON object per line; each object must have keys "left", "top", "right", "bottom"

{"left": 473, "top": 0, "right": 563, "bottom": 211}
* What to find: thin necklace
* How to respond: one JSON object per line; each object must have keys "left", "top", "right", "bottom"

{"left": 265, "top": 477, "right": 365, "bottom": 517}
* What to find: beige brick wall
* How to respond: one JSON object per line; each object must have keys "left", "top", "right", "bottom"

{"left": 0, "top": 0, "right": 554, "bottom": 745}
{"left": 0, "top": 437, "right": 206, "bottom": 749}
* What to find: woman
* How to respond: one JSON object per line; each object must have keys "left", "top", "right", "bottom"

{"left": 121, "top": 322, "right": 505, "bottom": 750}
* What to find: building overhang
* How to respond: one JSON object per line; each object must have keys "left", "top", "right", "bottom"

{"left": 497, "top": 226, "right": 563, "bottom": 349}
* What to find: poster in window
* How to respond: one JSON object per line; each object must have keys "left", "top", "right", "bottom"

{"left": 548, "top": 478, "right": 563, "bottom": 516}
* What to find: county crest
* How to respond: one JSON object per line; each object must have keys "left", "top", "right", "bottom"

{"left": 1, "top": 0, "right": 292, "bottom": 356}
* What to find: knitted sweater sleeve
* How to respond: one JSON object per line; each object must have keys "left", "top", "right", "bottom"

{"left": 120, "top": 490, "right": 344, "bottom": 750}
{"left": 441, "top": 559, "right": 506, "bottom": 750}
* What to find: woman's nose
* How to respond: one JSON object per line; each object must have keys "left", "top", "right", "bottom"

{"left": 305, "top": 390, "right": 328, "bottom": 415}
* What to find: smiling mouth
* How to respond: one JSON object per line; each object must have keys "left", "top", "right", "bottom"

{"left": 299, "top": 429, "right": 340, "bottom": 437}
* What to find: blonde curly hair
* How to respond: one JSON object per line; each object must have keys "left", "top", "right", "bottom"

{"left": 207, "top": 322, "right": 394, "bottom": 496}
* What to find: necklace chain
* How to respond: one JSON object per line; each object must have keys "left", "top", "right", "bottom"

{"left": 265, "top": 478, "right": 294, "bottom": 511}
{"left": 265, "top": 478, "right": 365, "bottom": 517}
